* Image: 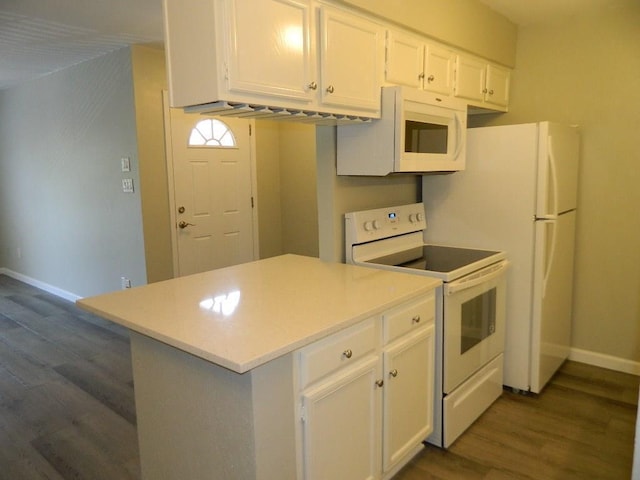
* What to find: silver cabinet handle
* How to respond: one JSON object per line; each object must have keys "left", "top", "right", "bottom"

{"left": 307, "top": 81, "right": 318, "bottom": 90}
{"left": 412, "top": 315, "right": 421, "bottom": 324}
{"left": 342, "top": 349, "right": 353, "bottom": 359}
{"left": 326, "top": 85, "right": 335, "bottom": 94}
{"left": 389, "top": 369, "right": 398, "bottom": 378}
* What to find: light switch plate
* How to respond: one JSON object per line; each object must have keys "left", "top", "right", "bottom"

{"left": 121, "top": 156, "right": 131, "bottom": 172}
{"left": 122, "top": 178, "right": 134, "bottom": 193}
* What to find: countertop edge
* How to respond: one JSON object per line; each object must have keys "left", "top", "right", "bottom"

{"left": 77, "top": 281, "right": 439, "bottom": 374}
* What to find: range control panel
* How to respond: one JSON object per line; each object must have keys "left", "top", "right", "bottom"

{"left": 345, "top": 202, "right": 427, "bottom": 246}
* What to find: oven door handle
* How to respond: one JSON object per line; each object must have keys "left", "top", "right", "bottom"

{"left": 444, "top": 260, "right": 509, "bottom": 295}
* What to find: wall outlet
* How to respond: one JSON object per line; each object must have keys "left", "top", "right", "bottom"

{"left": 121, "top": 277, "right": 132, "bottom": 289}
{"left": 122, "top": 178, "right": 134, "bottom": 193}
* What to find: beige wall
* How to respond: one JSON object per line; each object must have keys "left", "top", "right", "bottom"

{"left": 316, "top": 126, "right": 420, "bottom": 262}
{"left": 131, "top": 45, "right": 173, "bottom": 283}
{"left": 279, "top": 123, "right": 319, "bottom": 258}
{"left": 470, "top": 2, "right": 640, "bottom": 364}
{"left": 255, "top": 121, "right": 284, "bottom": 259}
{"left": 255, "top": 121, "right": 319, "bottom": 259}
{"left": 340, "top": 0, "right": 517, "bottom": 66}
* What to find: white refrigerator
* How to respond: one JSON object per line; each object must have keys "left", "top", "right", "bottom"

{"left": 422, "top": 122, "right": 580, "bottom": 393}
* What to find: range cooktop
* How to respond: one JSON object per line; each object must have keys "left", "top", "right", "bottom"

{"left": 366, "top": 245, "right": 502, "bottom": 274}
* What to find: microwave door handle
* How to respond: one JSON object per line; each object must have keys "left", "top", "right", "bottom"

{"left": 445, "top": 260, "right": 509, "bottom": 295}
{"left": 452, "top": 113, "right": 463, "bottom": 160}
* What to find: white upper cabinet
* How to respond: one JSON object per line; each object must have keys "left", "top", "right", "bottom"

{"left": 225, "top": 0, "right": 316, "bottom": 102}
{"left": 385, "top": 30, "right": 454, "bottom": 95}
{"left": 163, "top": 0, "right": 510, "bottom": 117}
{"left": 454, "top": 53, "right": 510, "bottom": 111}
{"left": 484, "top": 63, "right": 510, "bottom": 108}
{"left": 385, "top": 30, "right": 424, "bottom": 89}
{"left": 163, "top": 0, "right": 383, "bottom": 120}
{"left": 423, "top": 44, "right": 455, "bottom": 96}
{"left": 319, "top": 5, "right": 384, "bottom": 112}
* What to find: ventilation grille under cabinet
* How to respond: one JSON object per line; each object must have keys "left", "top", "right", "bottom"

{"left": 184, "top": 101, "right": 373, "bottom": 125}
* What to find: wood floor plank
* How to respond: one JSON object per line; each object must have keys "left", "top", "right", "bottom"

{"left": 0, "top": 312, "right": 20, "bottom": 332}
{"left": 31, "top": 411, "right": 139, "bottom": 480}
{"left": 0, "top": 425, "right": 66, "bottom": 480}
{"left": 6, "top": 310, "right": 129, "bottom": 363}
{"left": 0, "top": 295, "right": 29, "bottom": 316}
{"left": 6, "top": 294, "right": 68, "bottom": 317}
{"left": 53, "top": 361, "right": 137, "bottom": 425}
{"left": 0, "top": 323, "right": 79, "bottom": 367}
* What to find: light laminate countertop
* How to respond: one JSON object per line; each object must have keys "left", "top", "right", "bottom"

{"left": 77, "top": 254, "right": 440, "bottom": 373}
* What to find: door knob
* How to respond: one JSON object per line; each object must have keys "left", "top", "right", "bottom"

{"left": 178, "top": 221, "right": 196, "bottom": 229}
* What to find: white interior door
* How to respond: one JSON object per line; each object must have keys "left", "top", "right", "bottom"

{"left": 164, "top": 94, "right": 258, "bottom": 277}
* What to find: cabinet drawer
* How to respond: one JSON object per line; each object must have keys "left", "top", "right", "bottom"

{"left": 383, "top": 293, "right": 435, "bottom": 343}
{"left": 300, "top": 318, "right": 378, "bottom": 387}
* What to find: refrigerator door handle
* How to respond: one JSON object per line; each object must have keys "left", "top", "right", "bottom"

{"left": 547, "top": 136, "right": 560, "bottom": 217}
{"left": 538, "top": 218, "right": 558, "bottom": 299}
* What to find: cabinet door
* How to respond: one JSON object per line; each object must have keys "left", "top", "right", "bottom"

{"left": 382, "top": 325, "right": 435, "bottom": 473}
{"left": 385, "top": 30, "right": 424, "bottom": 88}
{"left": 424, "top": 44, "right": 454, "bottom": 95}
{"left": 453, "top": 54, "right": 486, "bottom": 103}
{"left": 301, "top": 356, "right": 381, "bottom": 480}
{"left": 485, "top": 63, "right": 510, "bottom": 108}
{"left": 319, "top": 6, "right": 383, "bottom": 111}
{"left": 225, "top": 0, "right": 315, "bottom": 102}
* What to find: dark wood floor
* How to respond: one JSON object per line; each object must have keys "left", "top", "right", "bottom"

{"left": 0, "top": 273, "right": 638, "bottom": 479}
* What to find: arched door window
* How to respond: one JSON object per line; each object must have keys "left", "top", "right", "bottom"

{"left": 188, "top": 118, "right": 236, "bottom": 147}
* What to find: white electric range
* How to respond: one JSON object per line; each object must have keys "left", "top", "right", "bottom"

{"left": 345, "top": 202, "right": 508, "bottom": 448}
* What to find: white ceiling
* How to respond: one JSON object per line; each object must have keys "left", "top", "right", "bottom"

{"left": 0, "top": 0, "right": 615, "bottom": 91}
{"left": 477, "top": 0, "right": 620, "bottom": 26}
{"left": 0, "top": 0, "right": 164, "bottom": 90}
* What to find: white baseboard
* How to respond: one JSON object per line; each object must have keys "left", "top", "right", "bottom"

{"left": 569, "top": 347, "right": 640, "bottom": 376}
{"left": 0, "top": 268, "right": 81, "bottom": 303}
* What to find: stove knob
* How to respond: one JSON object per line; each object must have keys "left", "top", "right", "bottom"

{"left": 417, "top": 213, "right": 424, "bottom": 222}
{"left": 364, "top": 221, "right": 373, "bottom": 231}
{"left": 409, "top": 213, "right": 416, "bottom": 223}
{"left": 373, "top": 220, "right": 381, "bottom": 230}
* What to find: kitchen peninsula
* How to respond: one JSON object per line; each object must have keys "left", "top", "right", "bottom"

{"left": 78, "top": 254, "right": 441, "bottom": 480}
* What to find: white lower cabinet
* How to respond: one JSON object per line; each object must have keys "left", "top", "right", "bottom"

{"left": 301, "top": 356, "right": 381, "bottom": 480}
{"left": 382, "top": 325, "right": 434, "bottom": 474}
{"left": 298, "top": 293, "right": 436, "bottom": 479}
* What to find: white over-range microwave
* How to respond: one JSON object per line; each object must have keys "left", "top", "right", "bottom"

{"left": 337, "top": 86, "right": 467, "bottom": 175}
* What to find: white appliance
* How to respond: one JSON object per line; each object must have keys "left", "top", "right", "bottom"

{"left": 337, "top": 86, "right": 467, "bottom": 175}
{"left": 345, "top": 203, "right": 508, "bottom": 447}
{"left": 422, "top": 121, "right": 580, "bottom": 394}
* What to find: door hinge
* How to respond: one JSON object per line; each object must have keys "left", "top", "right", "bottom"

{"left": 249, "top": 124, "right": 252, "bottom": 135}
{"left": 251, "top": 196, "right": 254, "bottom": 208}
